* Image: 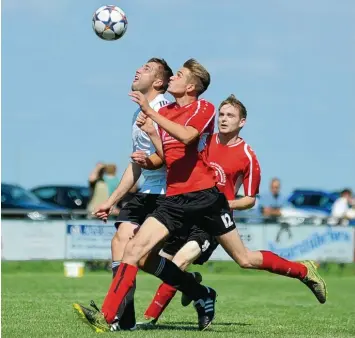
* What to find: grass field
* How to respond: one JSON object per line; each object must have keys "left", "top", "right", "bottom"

{"left": 2, "top": 261, "right": 355, "bottom": 338}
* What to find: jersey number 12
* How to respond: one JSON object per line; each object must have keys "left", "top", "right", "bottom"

{"left": 221, "top": 213, "right": 234, "bottom": 228}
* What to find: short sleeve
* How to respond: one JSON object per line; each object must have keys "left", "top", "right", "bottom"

{"left": 242, "top": 145, "right": 261, "bottom": 197}
{"left": 185, "top": 100, "right": 215, "bottom": 134}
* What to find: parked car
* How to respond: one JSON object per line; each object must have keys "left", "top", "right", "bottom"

{"left": 31, "top": 185, "right": 90, "bottom": 210}
{"left": 273, "top": 189, "right": 339, "bottom": 226}
{"left": 287, "top": 189, "right": 339, "bottom": 216}
{"left": 1, "top": 183, "right": 67, "bottom": 220}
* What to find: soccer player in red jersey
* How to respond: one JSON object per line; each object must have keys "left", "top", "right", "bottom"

{"left": 142, "top": 94, "right": 261, "bottom": 323}
{"left": 74, "top": 60, "right": 327, "bottom": 332}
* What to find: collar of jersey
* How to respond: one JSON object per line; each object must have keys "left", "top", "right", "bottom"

{"left": 216, "top": 134, "right": 244, "bottom": 147}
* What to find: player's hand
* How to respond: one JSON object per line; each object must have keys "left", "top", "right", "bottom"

{"left": 136, "top": 111, "right": 147, "bottom": 128}
{"left": 93, "top": 201, "right": 114, "bottom": 222}
{"left": 131, "top": 150, "right": 149, "bottom": 168}
{"left": 136, "top": 112, "right": 155, "bottom": 135}
{"left": 129, "top": 91, "right": 150, "bottom": 114}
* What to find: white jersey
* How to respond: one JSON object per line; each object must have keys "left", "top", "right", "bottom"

{"left": 132, "top": 93, "right": 169, "bottom": 194}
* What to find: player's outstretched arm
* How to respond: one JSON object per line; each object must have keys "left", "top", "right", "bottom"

{"left": 93, "top": 162, "right": 141, "bottom": 220}
{"left": 107, "top": 162, "right": 141, "bottom": 206}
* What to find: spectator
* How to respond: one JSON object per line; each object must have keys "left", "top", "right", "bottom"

{"left": 259, "top": 178, "right": 287, "bottom": 223}
{"left": 104, "top": 164, "right": 120, "bottom": 197}
{"left": 330, "top": 189, "right": 355, "bottom": 225}
{"left": 87, "top": 163, "right": 110, "bottom": 217}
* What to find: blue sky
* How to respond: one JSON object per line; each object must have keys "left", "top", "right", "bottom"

{"left": 2, "top": 0, "right": 354, "bottom": 196}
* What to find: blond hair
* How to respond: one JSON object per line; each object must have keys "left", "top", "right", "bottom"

{"left": 183, "top": 59, "right": 210, "bottom": 96}
{"left": 105, "top": 164, "right": 117, "bottom": 175}
{"left": 219, "top": 94, "right": 247, "bottom": 119}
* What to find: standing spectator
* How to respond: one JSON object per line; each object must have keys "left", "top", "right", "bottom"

{"left": 87, "top": 163, "right": 110, "bottom": 217}
{"left": 259, "top": 178, "right": 287, "bottom": 223}
{"left": 331, "top": 189, "right": 355, "bottom": 225}
{"left": 104, "top": 164, "right": 120, "bottom": 197}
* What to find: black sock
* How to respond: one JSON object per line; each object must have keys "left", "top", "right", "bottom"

{"left": 147, "top": 257, "right": 207, "bottom": 300}
{"left": 117, "top": 281, "right": 136, "bottom": 329}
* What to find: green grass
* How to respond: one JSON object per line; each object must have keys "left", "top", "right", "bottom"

{"left": 2, "top": 262, "right": 355, "bottom": 337}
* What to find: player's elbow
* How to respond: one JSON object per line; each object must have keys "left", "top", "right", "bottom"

{"left": 181, "top": 137, "right": 195, "bottom": 145}
{"left": 246, "top": 196, "right": 256, "bottom": 209}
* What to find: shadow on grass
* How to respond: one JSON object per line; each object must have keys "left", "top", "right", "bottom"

{"left": 171, "top": 321, "right": 251, "bottom": 327}
{"left": 137, "top": 321, "right": 251, "bottom": 331}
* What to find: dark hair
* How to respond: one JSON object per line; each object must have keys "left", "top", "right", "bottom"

{"left": 148, "top": 58, "right": 173, "bottom": 92}
{"left": 98, "top": 167, "right": 106, "bottom": 180}
{"left": 341, "top": 188, "right": 352, "bottom": 196}
{"left": 219, "top": 94, "right": 247, "bottom": 119}
{"left": 183, "top": 58, "right": 211, "bottom": 96}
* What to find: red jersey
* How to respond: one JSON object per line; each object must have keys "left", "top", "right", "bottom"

{"left": 206, "top": 133, "right": 261, "bottom": 200}
{"left": 158, "top": 99, "right": 216, "bottom": 196}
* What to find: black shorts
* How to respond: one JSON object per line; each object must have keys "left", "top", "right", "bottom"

{"left": 162, "top": 224, "right": 219, "bottom": 265}
{"left": 151, "top": 186, "right": 236, "bottom": 237}
{"left": 115, "top": 193, "right": 165, "bottom": 228}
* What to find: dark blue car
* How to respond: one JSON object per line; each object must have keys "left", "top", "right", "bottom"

{"left": 1, "top": 183, "right": 67, "bottom": 219}
{"left": 287, "top": 189, "right": 339, "bottom": 215}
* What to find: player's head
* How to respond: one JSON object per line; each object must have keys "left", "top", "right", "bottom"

{"left": 270, "top": 178, "right": 281, "bottom": 195}
{"left": 132, "top": 58, "right": 173, "bottom": 94}
{"left": 168, "top": 59, "right": 210, "bottom": 98}
{"left": 218, "top": 94, "right": 247, "bottom": 135}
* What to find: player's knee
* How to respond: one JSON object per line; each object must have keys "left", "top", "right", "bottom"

{"left": 124, "top": 238, "right": 145, "bottom": 261}
{"left": 115, "top": 223, "right": 136, "bottom": 244}
{"left": 229, "top": 249, "right": 253, "bottom": 268}
{"left": 238, "top": 258, "right": 253, "bottom": 269}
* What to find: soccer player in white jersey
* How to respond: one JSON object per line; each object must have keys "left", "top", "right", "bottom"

{"left": 92, "top": 58, "right": 173, "bottom": 330}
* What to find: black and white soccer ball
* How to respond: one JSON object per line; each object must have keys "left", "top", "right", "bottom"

{"left": 92, "top": 5, "right": 128, "bottom": 41}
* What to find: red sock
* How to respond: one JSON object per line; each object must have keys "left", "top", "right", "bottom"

{"left": 260, "top": 251, "right": 307, "bottom": 279}
{"left": 144, "top": 283, "right": 177, "bottom": 320}
{"left": 101, "top": 263, "right": 138, "bottom": 323}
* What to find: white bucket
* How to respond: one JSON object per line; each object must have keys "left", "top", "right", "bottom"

{"left": 64, "top": 261, "right": 85, "bottom": 278}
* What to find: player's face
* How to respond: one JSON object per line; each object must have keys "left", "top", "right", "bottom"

{"left": 167, "top": 67, "right": 194, "bottom": 96}
{"left": 218, "top": 104, "right": 246, "bottom": 134}
{"left": 131, "top": 62, "right": 159, "bottom": 93}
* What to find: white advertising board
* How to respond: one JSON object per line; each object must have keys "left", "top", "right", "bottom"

{"left": 1, "top": 220, "right": 354, "bottom": 263}
{"left": 1, "top": 220, "right": 66, "bottom": 260}
{"left": 65, "top": 222, "right": 115, "bottom": 259}
{"left": 265, "top": 225, "right": 355, "bottom": 263}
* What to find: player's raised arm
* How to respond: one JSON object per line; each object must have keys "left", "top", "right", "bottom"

{"left": 130, "top": 59, "right": 214, "bottom": 145}
{"left": 136, "top": 112, "right": 164, "bottom": 159}
{"left": 130, "top": 92, "right": 200, "bottom": 145}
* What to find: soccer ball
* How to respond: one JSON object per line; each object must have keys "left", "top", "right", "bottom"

{"left": 92, "top": 5, "right": 128, "bottom": 41}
